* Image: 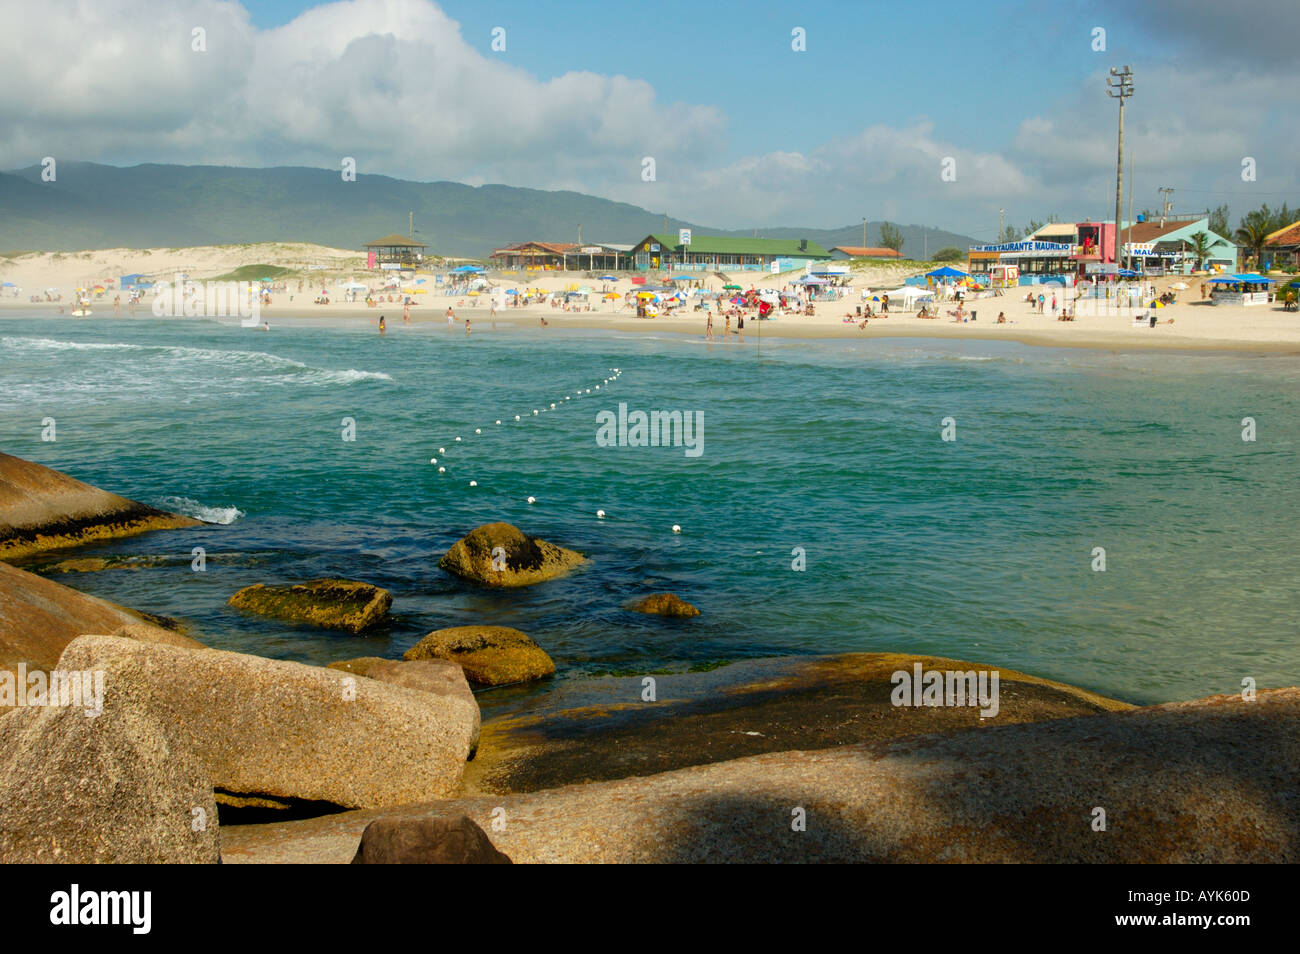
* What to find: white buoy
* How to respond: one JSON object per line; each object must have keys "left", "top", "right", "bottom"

{"left": 550, "top": 403, "right": 556, "bottom": 409}
{"left": 469, "top": 480, "right": 478, "bottom": 487}
{"left": 596, "top": 509, "right": 606, "bottom": 519}
{"left": 475, "top": 428, "right": 481, "bottom": 434}
{"left": 672, "top": 524, "right": 682, "bottom": 533}
{"left": 430, "top": 457, "right": 437, "bottom": 464}
{"left": 438, "top": 466, "right": 445, "bottom": 473}
{"left": 527, "top": 496, "right": 536, "bottom": 504}
{"left": 515, "top": 415, "right": 521, "bottom": 421}
{"left": 439, "top": 447, "right": 446, "bottom": 454}
{"left": 533, "top": 409, "right": 538, "bottom": 415}
{"left": 455, "top": 436, "right": 462, "bottom": 442}
{"left": 496, "top": 420, "right": 501, "bottom": 425}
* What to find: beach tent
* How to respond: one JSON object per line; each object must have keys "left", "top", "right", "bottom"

{"left": 449, "top": 265, "right": 484, "bottom": 273}
{"left": 925, "top": 266, "right": 968, "bottom": 278}
{"left": 885, "top": 285, "right": 934, "bottom": 301}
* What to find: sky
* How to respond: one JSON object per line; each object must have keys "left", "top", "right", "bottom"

{"left": 1, "top": 0, "right": 1296, "bottom": 239}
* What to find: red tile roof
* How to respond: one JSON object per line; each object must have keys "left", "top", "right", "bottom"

{"left": 1265, "top": 221, "right": 1300, "bottom": 247}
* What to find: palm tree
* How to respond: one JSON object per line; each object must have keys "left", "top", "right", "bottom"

{"left": 1189, "top": 232, "right": 1213, "bottom": 271}
{"left": 1235, "top": 217, "right": 1272, "bottom": 271}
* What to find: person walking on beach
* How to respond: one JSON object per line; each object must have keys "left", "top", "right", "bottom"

{"left": 737, "top": 313, "right": 744, "bottom": 342}
{"left": 724, "top": 315, "right": 731, "bottom": 339}
{"left": 446, "top": 306, "right": 455, "bottom": 328}
{"left": 403, "top": 302, "right": 410, "bottom": 324}
{"left": 1037, "top": 293, "right": 1045, "bottom": 314}
{"left": 1051, "top": 293, "right": 1057, "bottom": 316}
{"left": 706, "top": 312, "right": 713, "bottom": 340}
{"left": 378, "top": 315, "right": 386, "bottom": 335}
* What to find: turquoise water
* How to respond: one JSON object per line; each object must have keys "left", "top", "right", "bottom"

{"left": 2, "top": 316, "right": 1297, "bottom": 705}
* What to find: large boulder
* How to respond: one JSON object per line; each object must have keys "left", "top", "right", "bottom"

{"left": 0, "top": 698, "right": 219, "bottom": 863}
{"left": 58, "top": 635, "right": 479, "bottom": 809}
{"left": 0, "top": 452, "right": 198, "bottom": 560}
{"left": 222, "top": 687, "right": 1300, "bottom": 864}
{"left": 627, "top": 593, "right": 700, "bottom": 617}
{"left": 351, "top": 815, "right": 512, "bottom": 864}
{"left": 328, "top": 656, "right": 480, "bottom": 754}
{"left": 0, "top": 559, "right": 203, "bottom": 686}
{"left": 438, "top": 522, "right": 585, "bottom": 588}
{"left": 228, "top": 579, "right": 392, "bottom": 633}
{"left": 404, "top": 626, "right": 555, "bottom": 687}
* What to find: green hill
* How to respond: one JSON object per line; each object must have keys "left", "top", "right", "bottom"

{"left": 0, "top": 161, "right": 979, "bottom": 259}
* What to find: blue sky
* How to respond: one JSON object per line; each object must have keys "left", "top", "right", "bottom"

{"left": 3, "top": 0, "right": 1295, "bottom": 236}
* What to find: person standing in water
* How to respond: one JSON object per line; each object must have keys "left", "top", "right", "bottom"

{"left": 403, "top": 302, "right": 410, "bottom": 324}
{"left": 737, "top": 312, "right": 744, "bottom": 342}
{"left": 378, "top": 315, "right": 386, "bottom": 334}
{"left": 465, "top": 318, "right": 472, "bottom": 336}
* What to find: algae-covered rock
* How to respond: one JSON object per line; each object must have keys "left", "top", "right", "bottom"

{"left": 438, "top": 523, "right": 585, "bottom": 588}
{"left": 628, "top": 593, "right": 700, "bottom": 617}
{"left": 228, "top": 579, "right": 392, "bottom": 633}
{"left": 404, "top": 626, "right": 555, "bottom": 687}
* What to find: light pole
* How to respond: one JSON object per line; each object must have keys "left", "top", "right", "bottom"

{"left": 999, "top": 208, "right": 1005, "bottom": 243}
{"left": 1107, "top": 66, "right": 1134, "bottom": 279}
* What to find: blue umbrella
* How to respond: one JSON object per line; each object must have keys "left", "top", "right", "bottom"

{"left": 599, "top": 275, "right": 617, "bottom": 281}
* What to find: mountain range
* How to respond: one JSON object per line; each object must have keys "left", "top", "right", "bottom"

{"left": 0, "top": 162, "right": 979, "bottom": 259}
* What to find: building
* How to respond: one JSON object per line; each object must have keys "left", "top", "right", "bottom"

{"left": 363, "top": 234, "right": 428, "bottom": 268}
{"left": 631, "top": 234, "right": 831, "bottom": 272}
{"left": 1263, "top": 220, "right": 1300, "bottom": 268}
{"left": 967, "top": 216, "right": 1235, "bottom": 279}
{"left": 829, "top": 246, "right": 903, "bottom": 260}
{"left": 489, "top": 241, "right": 632, "bottom": 271}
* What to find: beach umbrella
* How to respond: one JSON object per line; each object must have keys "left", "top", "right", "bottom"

{"left": 723, "top": 284, "right": 741, "bottom": 290}
{"left": 599, "top": 275, "right": 616, "bottom": 281}
{"left": 603, "top": 292, "right": 621, "bottom": 299}
{"left": 636, "top": 291, "right": 655, "bottom": 299}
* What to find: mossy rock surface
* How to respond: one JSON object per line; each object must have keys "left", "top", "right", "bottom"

{"left": 438, "top": 523, "right": 585, "bottom": 588}
{"left": 404, "top": 626, "right": 555, "bottom": 687}
{"left": 228, "top": 578, "right": 392, "bottom": 633}
{"left": 628, "top": 593, "right": 700, "bottom": 617}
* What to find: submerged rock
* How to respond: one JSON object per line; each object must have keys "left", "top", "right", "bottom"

{"left": 351, "top": 815, "right": 512, "bottom": 864}
{"left": 58, "top": 635, "right": 480, "bottom": 810}
{"left": 0, "top": 452, "right": 198, "bottom": 560}
{"left": 0, "top": 696, "right": 219, "bottom": 863}
{"left": 438, "top": 522, "right": 585, "bottom": 588}
{"left": 628, "top": 593, "right": 700, "bottom": 617}
{"left": 404, "top": 626, "right": 555, "bottom": 687}
{"left": 228, "top": 579, "right": 392, "bottom": 633}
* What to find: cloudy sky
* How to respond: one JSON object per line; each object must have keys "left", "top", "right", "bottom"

{"left": 2, "top": 0, "right": 1295, "bottom": 238}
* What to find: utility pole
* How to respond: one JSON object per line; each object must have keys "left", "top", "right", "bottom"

{"left": 1158, "top": 187, "right": 1174, "bottom": 225}
{"left": 1107, "top": 66, "right": 1134, "bottom": 278}
{"left": 999, "top": 208, "right": 1005, "bottom": 244}
{"left": 409, "top": 211, "right": 414, "bottom": 240}
{"left": 862, "top": 217, "right": 867, "bottom": 251}
{"left": 1126, "top": 154, "right": 1134, "bottom": 272}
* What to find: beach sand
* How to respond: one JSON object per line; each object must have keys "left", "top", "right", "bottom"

{"left": 2, "top": 243, "right": 1297, "bottom": 353}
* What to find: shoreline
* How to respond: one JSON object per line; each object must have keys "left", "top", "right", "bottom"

{"left": 5, "top": 302, "right": 1300, "bottom": 355}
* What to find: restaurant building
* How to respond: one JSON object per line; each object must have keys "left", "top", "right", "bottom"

{"left": 1263, "top": 220, "right": 1300, "bottom": 269}
{"left": 489, "top": 241, "right": 633, "bottom": 271}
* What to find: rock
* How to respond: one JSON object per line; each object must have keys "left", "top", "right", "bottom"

{"left": 328, "top": 656, "right": 480, "bottom": 754}
{"left": 228, "top": 579, "right": 392, "bottom": 633}
{"left": 58, "top": 635, "right": 479, "bottom": 809}
{"left": 39, "top": 555, "right": 168, "bottom": 573}
{"left": 628, "top": 593, "right": 700, "bottom": 617}
{"left": 221, "top": 687, "right": 1300, "bottom": 864}
{"left": 351, "top": 815, "right": 512, "bottom": 864}
{"left": 462, "top": 652, "right": 1130, "bottom": 794}
{"left": 0, "top": 559, "right": 203, "bottom": 687}
{"left": 438, "top": 522, "right": 585, "bottom": 588}
{"left": 0, "top": 697, "right": 219, "bottom": 863}
{"left": 404, "top": 626, "right": 555, "bottom": 687}
{"left": 0, "top": 452, "right": 199, "bottom": 560}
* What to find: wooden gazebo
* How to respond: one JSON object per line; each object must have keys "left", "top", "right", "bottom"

{"left": 364, "top": 234, "right": 428, "bottom": 267}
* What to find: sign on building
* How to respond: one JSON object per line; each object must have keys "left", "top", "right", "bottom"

{"left": 679, "top": 229, "right": 692, "bottom": 246}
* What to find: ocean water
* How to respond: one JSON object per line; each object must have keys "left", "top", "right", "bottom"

{"left": 2, "top": 315, "right": 1297, "bottom": 706}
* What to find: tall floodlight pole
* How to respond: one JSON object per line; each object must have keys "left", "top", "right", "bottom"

{"left": 1107, "top": 66, "right": 1134, "bottom": 277}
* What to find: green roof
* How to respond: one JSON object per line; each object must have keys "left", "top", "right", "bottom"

{"left": 636, "top": 234, "right": 831, "bottom": 258}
